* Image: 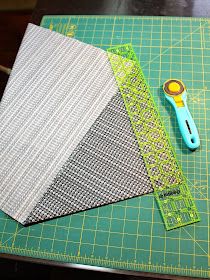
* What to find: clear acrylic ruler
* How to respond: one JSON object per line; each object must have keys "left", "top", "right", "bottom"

{"left": 107, "top": 44, "right": 200, "bottom": 230}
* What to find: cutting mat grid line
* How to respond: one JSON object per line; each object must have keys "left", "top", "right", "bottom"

{"left": 148, "top": 16, "right": 155, "bottom": 263}
{"left": 0, "top": 16, "right": 209, "bottom": 278}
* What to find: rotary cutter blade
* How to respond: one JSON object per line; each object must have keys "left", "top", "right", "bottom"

{"left": 163, "top": 79, "right": 200, "bottom": 150}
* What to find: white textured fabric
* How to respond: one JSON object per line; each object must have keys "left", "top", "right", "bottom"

{"left": 0, "top": 23, "right": 118, "bottom": 223}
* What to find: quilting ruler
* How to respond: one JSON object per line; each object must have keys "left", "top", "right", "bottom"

{"left": 107, "top": 44, "right": 200, "bottom": 230}
{"left": 0, "top": 16, "right": 209, "bottom": 279}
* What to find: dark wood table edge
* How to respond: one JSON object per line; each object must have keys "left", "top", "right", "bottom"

{"left": 0, "top": 253, "right": 204, "bottom": 280}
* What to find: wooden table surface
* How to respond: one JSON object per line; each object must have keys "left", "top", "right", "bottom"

{"left": 31, "top": 0, "right": 210, "bottom": 25}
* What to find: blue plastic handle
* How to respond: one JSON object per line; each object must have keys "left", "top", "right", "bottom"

{"left": 165, "top": 91, "right": 200, "bottom": 150}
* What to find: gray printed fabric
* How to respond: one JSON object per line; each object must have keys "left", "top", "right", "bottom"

{"left": 0, "top": 23, "right": 153, "bottom": 225}
{"left": 24, "top": 92, "right": 153, "bottom": 224}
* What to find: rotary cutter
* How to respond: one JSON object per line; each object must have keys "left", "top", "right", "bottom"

{"left": 163, "top": 79, "right": 200, "bottom": 150}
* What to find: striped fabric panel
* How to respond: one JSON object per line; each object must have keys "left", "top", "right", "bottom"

{"left": 0, "top": 23, "right": 118, "bottom": 224}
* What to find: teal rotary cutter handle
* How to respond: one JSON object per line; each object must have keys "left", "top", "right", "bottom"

{"left": 163, "top": 79, "right": 200, "bottom": 150}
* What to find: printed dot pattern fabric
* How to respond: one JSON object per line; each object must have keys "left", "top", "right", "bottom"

{"left": 24, "top": 92, "right": 153, "bottom": 224}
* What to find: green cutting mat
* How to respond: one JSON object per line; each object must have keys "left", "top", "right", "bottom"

{"left": 0, "top": 16, "right": 209, "bottom": 278}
